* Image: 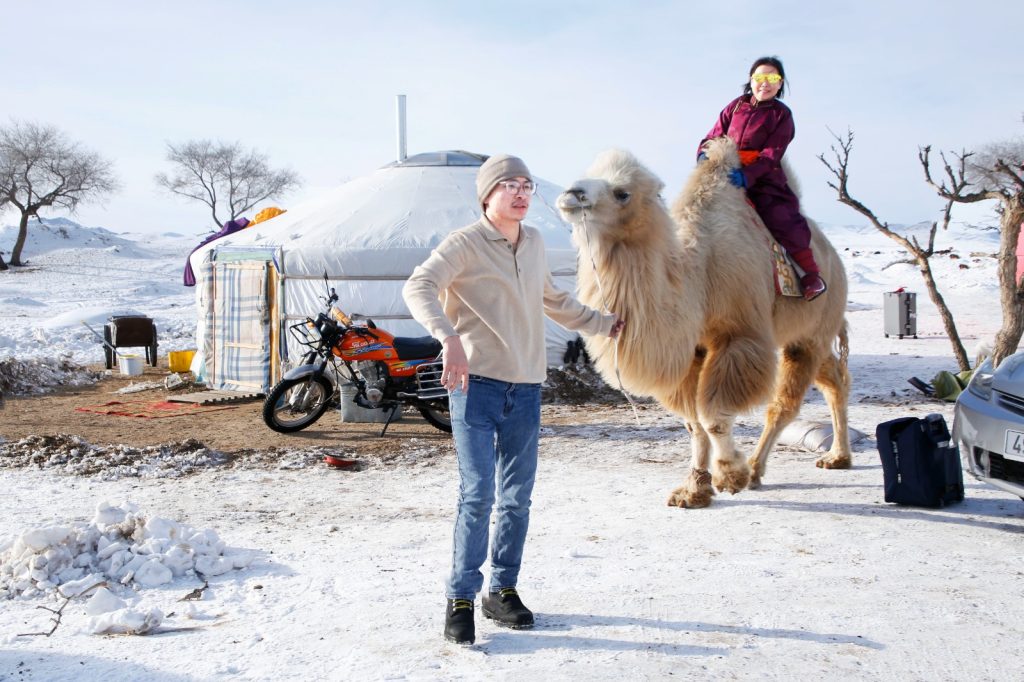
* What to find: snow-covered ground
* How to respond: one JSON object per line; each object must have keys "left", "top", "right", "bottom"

{"left": 0, "top": 218, "right": 201, "bottom": 365}
{"left": 2, "top": 217, "right": 1022, "bottom": 682}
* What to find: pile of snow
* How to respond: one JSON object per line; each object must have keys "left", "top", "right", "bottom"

{"left": 0, "top": 357, "right": 98, "bottom": 397}
{"left": 0, "top": 435, "right": 330, "bottom": 479}
{"left": 82, "top": 586, "right": 165, "bottom": 635}
{"left": 0, "top": 500, "right": 252, "bottom": 604}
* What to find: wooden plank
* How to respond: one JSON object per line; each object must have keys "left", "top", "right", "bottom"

{"left": 166, "top": 390, "right": 262, "bottom": 405}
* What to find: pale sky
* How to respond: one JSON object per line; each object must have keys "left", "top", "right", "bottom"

{"left": 3, "top": 0, "right": 1021, "bottom": 236}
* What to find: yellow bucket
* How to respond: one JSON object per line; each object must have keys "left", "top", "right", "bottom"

{"left": 168, "top": 350, "right": 196, "bottom": 373}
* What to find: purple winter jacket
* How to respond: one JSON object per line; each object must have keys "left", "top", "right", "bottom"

{"left": 699, "top": 95, "right": 795, "bottom": 198}
{"left": 698, "top": 94, "right": 815, "bottom": 256}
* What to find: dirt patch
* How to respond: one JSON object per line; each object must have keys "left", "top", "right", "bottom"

{"left": 0, "top": 433, "right": 449, "bottom": 480}
{"left": 0, "top": 361, "right": 630, "bottom": 474}
{"left": 543, "top": 364, "right": 640, "bottom": 405}
{"left": 0, "top": 363, "right": 455, "bottom": 465}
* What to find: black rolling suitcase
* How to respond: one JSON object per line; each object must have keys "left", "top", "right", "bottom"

{"left": 876, "top": 413, "right": 964, "bottom": 507}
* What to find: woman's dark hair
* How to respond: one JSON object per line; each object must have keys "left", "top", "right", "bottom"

{"left": 742, "top": 55, "right": 786, "bottom": 99}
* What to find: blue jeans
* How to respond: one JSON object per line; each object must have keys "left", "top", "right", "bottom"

{"left": 446, "top": 375, "right": 541, "bottom": 600}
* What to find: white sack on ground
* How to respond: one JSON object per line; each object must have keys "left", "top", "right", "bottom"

{"left": 777, "top": 419, "right": 867, "bottom": 452}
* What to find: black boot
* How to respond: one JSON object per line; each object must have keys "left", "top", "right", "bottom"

{"left": 444, "top": 599, "right": 475, "bottom": 644}
{"left": 481, "top": 587, "right": 534, "bottom": 629}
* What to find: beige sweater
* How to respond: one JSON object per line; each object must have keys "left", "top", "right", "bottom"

{"left": 403, "top": 217, "right": 615, "bottom": 383}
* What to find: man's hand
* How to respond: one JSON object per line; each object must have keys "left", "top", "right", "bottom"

{"left": 609, "top": 318, "right": 626, "bottom": 338}
{"left": 441, "top": 335, "right": 469, "bottom": 393}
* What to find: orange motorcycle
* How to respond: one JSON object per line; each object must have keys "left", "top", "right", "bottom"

{"left": 262, "top": 279, "right": 450, "bottom": 435}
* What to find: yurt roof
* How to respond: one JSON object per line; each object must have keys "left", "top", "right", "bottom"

{"left": 383, "top": 150, "right": 488, "bottom": 167}
{"left": 189, "top": 150, "right": 577, "bottom": 278}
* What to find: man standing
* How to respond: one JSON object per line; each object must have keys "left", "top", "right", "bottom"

{"left": 403, "top": 154, "right": 623, "bottom": 645}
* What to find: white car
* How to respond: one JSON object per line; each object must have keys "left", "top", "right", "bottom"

{"left": 952, "top": 351, "right": 1024, "bottom": 500}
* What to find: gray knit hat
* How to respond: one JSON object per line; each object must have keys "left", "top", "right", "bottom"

{"left": 476, "top": 154, "right": 532, "bottom": 208}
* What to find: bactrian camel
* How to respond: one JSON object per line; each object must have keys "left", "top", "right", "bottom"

{"left": 556, "top": 137, "right": 851, "bottom": 508}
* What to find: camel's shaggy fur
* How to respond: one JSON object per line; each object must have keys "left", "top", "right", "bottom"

{"left": 557, "top": 138, "right": 852, "bottom": 508}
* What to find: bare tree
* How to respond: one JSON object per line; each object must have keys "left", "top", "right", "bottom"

{"left": 919, "top": 135, "right": 1024, "bottom": 365}
{"left": 0, "top": 121, "right": 118, "bottom": 270}
{"left": 820, "top": 129, "right": 971, "bottom": 371}
{"left": 155, "top": 140, "right": 300, "bottom": 230}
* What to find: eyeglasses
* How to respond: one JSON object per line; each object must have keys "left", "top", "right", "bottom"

{"left": 751, "top": 73, "right": 783, "bottom": 84}
{"left": 498, "top": 180, "right": 537, "bottom": 195}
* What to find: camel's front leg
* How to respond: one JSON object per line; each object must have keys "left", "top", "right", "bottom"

{"left": 667, "top": 421, "right": 715, "bottom": 508}
{"left": 702, "top": 414, "right": 750, "bottom": 494}
{"left": 695, "top": 333, "right": 773, "bottom": 494}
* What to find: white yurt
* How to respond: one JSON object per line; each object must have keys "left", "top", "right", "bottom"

{"left": 187, "top": 150, "right": 586, "bottom": 392}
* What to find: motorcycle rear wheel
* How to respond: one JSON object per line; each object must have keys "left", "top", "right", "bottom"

{"left": 418, "top": 405, "right": 452, "bottom": 433}
{"left": 263, "top": 375, "right": 334, "bottom": 433}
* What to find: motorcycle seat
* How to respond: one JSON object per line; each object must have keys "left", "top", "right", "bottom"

{"left": 393, "top": 336, "right": 443, "bottom": 361}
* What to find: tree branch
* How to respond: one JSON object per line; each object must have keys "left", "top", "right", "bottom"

{"left": 919, "top": 145, "right": 1003, "bottom": 204}
{"left": 0, "top": 120, "right": 118, "bottom": 265}
{"left": 820, "top": 128, "right": 971, "bottom": 370}
{"left": 996, "top": 158, "right": 1024, "bottom": 191}
{"left": 155, "top": 140, "right": 299, "bottom": 229}
{"left": 17, "top": 581, "right": 107, "bottom": 637}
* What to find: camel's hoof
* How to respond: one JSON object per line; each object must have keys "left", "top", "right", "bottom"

{"left": 816, "top": 453, "right": 852, "bottom": 469}
{"left": 667, "top": 487, "right": 713, "bottom": 509}
{"left": 746, "top": 456, "right": 764, "bottom": 489}
{"left": 712, "top": 460, "right": 751, "bottom": 494}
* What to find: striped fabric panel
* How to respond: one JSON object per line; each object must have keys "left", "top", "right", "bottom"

{"left": 212, "top": 261, "right": 271, "bottom": 392}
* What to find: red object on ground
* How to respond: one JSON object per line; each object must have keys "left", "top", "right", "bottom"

{"left": 324, "top": 454, "right": 359, "bottom": 469}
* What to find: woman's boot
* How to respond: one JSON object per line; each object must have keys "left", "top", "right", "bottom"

{"left": 790, "top": 248, "right": 827, "bottom": 301}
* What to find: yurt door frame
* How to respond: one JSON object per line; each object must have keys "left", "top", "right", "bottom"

{"left": 210, "top": 256, "right": 279, "bottom": 392}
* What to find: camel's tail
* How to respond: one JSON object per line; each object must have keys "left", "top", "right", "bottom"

{"left": 836, "top": 322, "right": 850, "bottom": 368}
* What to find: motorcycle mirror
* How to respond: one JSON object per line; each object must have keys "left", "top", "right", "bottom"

{"left": 321, "top": 271, "right": 337, "bottom": 305}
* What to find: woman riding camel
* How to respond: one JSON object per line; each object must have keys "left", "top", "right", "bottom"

{"left": 699, "top": 55, "right": 826, "bottom": 301}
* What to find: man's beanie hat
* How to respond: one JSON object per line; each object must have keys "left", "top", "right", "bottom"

{"left": 476, "top": 154, "right": 532, "bottom": 207}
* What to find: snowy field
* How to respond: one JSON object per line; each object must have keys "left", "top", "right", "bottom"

{"left": 2, "top": 217, "right": 1024, "bottom": 681}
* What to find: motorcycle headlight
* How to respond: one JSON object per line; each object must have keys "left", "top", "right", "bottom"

{"left": 967, "top": 357, "right": 995, "bottom": 400}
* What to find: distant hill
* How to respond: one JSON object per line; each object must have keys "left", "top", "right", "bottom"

{"left": 0, "top": 217, "right": 149, "bottom": 258}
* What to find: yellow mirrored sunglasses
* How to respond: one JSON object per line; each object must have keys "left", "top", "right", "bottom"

{"left": 752, "top": 73, "right": 783, "bottom": 84}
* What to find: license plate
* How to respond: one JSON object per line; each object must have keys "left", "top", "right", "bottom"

{"left": 1005, "top": 429, "right": 1024, "bottom": 461}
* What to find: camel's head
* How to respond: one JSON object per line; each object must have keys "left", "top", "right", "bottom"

{"left": 557, "top": 149, "right": 666, "bottom": 245}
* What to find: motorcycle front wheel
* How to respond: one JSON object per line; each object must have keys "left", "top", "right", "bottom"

{"left": 417, "top": 404, "right": 452, "bottom": 433}
{"left": 262, "top": 375, "right": 335, "bottom": 433}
